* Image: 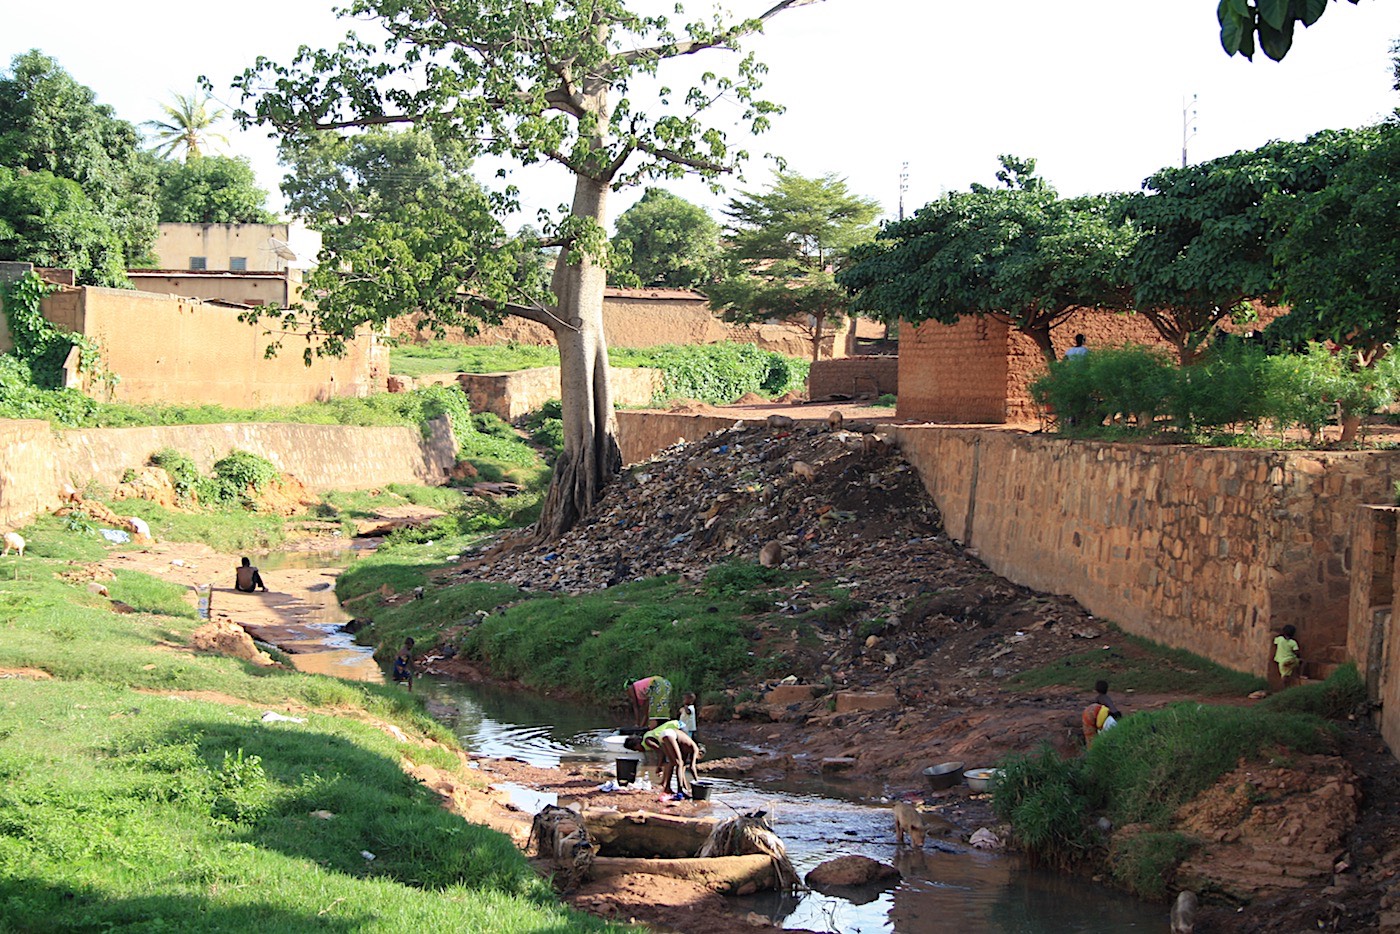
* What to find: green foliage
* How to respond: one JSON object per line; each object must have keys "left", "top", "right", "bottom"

{"left": 150, "top": 447, "right": 201, "bottom": 503}
{"left": 155, "top": 154, "right": 273, "bottom": 224}
{"left": 874, "top": 393, "right": 896, "bottom": 407}
{"left": 1260, "top": 662, "right": 1366, "bottom": 718}
{"left": 1120, "top": 131, "right": 1363, "bottom": 363}
{"left": 210, "top": 748, "right": 271, "bottom": 824}
{"left": 0, "top": 50, "right": 158, "bottom": 276}
{"left": 391, "top": 341, "right": 562, "bottom": 378}
{"left": 1108, "top": 831, "right": 1196, "bottom": 900}
{"left": 610, "top": 187, "right": 721, "bottom": 288}
{"left": 1267, "top": 123, "right": 1400, "bottom": 365}
{"left": 119, "top": 499, "right": 286, "bottom": 553}
{"left": 842, "top": 156, "right": 1135, "bottom": 361}
{"left": 1032, "top": 340, "right": 1400, "bottom": 441}
{"left": 710, "top": 172, "right": 880, "bottom": 360}
{"left": 107, "top": 570, "right": 198, "bottom": 618}
{"left": 992, "top": 744, "right": 1095, "bottom": 868}
{"left": 1218, "top": 0, "right": 1360, "bottom": 61}
{"left": 612, "top": 343, "right": 810, "bottom": 403}
{"left": 1, "top": 270, "right": 113, "bottom": 392}
{"left": 143, "top": 90, "right": 230, "bottom": 161}
{"left": 523, "top": 403, "right": 565, "bottom": 463}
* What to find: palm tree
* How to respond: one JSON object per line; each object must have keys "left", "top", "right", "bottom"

{"left": 144, "top": 91, "right": 230, "bottom": 161}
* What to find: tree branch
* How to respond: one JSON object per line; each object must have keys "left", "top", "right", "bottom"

{"left": 633, "top": 139, "right": 727, "bottom": 173}
{"left": 617, "top": 0, "right": 822, "bottom": 66}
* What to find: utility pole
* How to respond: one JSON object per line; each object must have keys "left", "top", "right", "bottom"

{"left": 898, "top": 162, "right": 909, "bottom": 221}
{"left": 1182, "top": 94, "right": 1198, "bottom": 168}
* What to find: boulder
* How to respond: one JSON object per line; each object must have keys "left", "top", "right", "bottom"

{"left": 764, "top": 684, "right": 815, "bottom": 705}
{"left": 112, "top": 466, "right": 179, "bottom": 508}
{"left": 806, "top": 855, "right": 900, "bottom": 887}
{"left": 191, "top": 620, "right": 274, "bottom": 666}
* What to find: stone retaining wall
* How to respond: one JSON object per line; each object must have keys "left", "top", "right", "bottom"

{"left": 890, "top": 426, "right": 1400, "bottom": 677}
{"left": 0, "top": 418, "right": 456, "bottom": 530}
{"left": 458, "top": 367, "right": 663, "bottom": 421}
{"left": 807, "top": 356, "right": 897, "bottom": 401}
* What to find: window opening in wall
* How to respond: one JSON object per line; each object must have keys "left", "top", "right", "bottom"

{"left": 229, "top": 256, "right": 247, "bottom": 271}
{"left": 189, "top": 256, "right": 207, "bottom": 270}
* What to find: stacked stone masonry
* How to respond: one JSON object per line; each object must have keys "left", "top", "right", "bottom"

{"left": 807, "top": 356, "right": 897, "bottom": 401}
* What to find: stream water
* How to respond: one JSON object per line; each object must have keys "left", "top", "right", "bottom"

{"left": 277, "top": 552, "right": 1164, "bottom": 932}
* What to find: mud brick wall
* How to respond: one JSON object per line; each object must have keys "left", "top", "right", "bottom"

{"left": 458, "top": 367, "right": 662, "bottom": 421}
{"left": 27, "top": 287, "right": 386, "bottom": 407}
{"left": 807, "top": 356, "right": 897, "bottom": 400}
{"left": 615, "top": 412, "right": 743, "bottom": 465}
{"left": 0, "top": 418, "right": 457, "bottom": 531}
{"left": 0, "top": 420, "right": 61, "bottom": 530}
{"left": 891, "top": 425, "right": 1400, "bottom": 677}
{"left": 897, "top": 316, "right": 1011, "bottom": 423}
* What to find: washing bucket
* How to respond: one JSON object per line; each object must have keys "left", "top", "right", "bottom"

{"left": 691, "top": 782, "right": 713, "bottom": 801}
{"left": 616, "top": 758, "right": 638, "bottom": 784}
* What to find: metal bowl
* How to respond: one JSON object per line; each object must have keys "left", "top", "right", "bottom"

{"left": 922, "top": 761, "right": 966, "bottom": 792}
{"left": 964, "top": 768, "right": 1000, "bottom": 793}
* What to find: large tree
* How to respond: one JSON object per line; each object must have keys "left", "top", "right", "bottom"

{"left": 1119, "top": 131, "right": 1360, "bottom": 364}
{"left": 144, "top": 91, "right": 230, "bottom": 162}
{"left": 840, "top": 156, "right": 1136, "bottom": 363}
{"left": 610, "top": 188, "right": 719, "bottom": 289}
{"left": 708, "top": 171, "right": 878, "bottom": 361}
{"left": 0, "top": 50, "right": 158, "bottom": 275}
{"left": 228, "top": 0, "right": 813, "bottom": 537}
{"left": 277, "top": 127, "right": 546, "bottom": 354}
{"left": 156, "top": 154, "right": 274, "bottom": 224}
{"left": 1266, "top": 123, "right": 1398, "bottom": 366}
{"left": 0, "top": 166, "right": 128, "bottom": 285}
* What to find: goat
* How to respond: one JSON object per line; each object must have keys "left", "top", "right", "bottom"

{"left": 2, "top": 532, "right": 25, "bottom": 558}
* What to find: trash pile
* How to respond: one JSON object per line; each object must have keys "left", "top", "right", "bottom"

{"left": 460, "top": 422, "right": 951, "bottom": 602}
{"left": 457, "top": 421, "right": 1108, "bottom": 687}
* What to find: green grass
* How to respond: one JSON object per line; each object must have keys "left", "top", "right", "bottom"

{"left": 391, "top": 342, "right": 562, "bottom": 378}
{"left": 107, "top": 570, "right": 199, "bottom": 618}
{"left": 119, "top": 501, "right": 289, "bottom": 554}
{"left": 1010, "top": 631, "right": 1267, "bottom": 696}
{"left": 0, "top": 524, "right": 621, "bottom": 934}
{"left": 992, "top": 668, "right": 1353, "bottom": 889}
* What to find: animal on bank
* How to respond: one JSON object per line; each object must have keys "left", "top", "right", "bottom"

{"left": 1170, "top": 890, "right": 1198, "bottom": 933}
{"left": 2, "top": 532, "right": 25, "bottom": 558}
{"left": 826, "top": 410, "right": 843, "bottom": 432}
{"left": 893, "top": 802, "right": 926, "bottom": 847}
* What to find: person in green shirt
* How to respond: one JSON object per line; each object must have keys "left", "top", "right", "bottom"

{"left": 1274, "top": 625, "right": 1301, "bottom": 687}
{"left": 624, "top": 719, "right": 701, "bottom": 796}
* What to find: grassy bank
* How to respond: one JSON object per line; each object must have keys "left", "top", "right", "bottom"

{"left": 0, "top": 532, "right": 618, "bottom": 932}
{"left": 993, "top": 665, "right": 1364, "bottom": 900}
{"left": 1011, "top": 630, "right": 1268, "bottom": 697}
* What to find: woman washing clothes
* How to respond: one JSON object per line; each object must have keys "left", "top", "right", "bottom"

{"left": 624, "top": 719, "right": 701, "bottom": 797}
{"left": 625, "top": 676, "right": 672, "bottom": 728}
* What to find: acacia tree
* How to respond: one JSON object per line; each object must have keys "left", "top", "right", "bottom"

{"left": 228, "top": 0, "right": 812, "bottom": 538}
{"left": 610, "top": 188, "right": 720, "bottom": 289}
{"left": 1119, "top": 131, "right": 1360, "bottom": 364}
{"left": 840, "top": 156, "right": 1135, "bottom": 363}
{"left": 708, "top": 171, "right": 878, "bottom": 361}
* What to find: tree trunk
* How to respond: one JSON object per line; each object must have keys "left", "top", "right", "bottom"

{"left": 1023, "top": 323, "right": 1056, "bottom": 363}
{"left": 811, "top": 313, "right": 824, "bottom": 361}
{"left": 534, "top": 174, "right": 622, "bottom": 540}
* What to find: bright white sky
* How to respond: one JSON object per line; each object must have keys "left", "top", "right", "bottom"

{"left": 5, "top": 1, "right": 1398, "bottom": 230}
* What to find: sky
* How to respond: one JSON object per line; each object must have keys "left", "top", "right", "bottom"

{"left": 5, "top": 1, "right": 1399, "bottom": 230}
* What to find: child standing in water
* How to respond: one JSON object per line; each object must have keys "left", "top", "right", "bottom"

{"left": 393, "top": 638, "right": 415, "bottom": 692}
{"left": 1274, "top": 625, "right": 1301, "bottom": 688}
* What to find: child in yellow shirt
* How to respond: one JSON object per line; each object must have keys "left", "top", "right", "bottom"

{"left": 1273, "top": 625, "right": 1301, "bottom": 687}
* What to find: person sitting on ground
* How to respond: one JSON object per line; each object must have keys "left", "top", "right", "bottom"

{"left": 234, "top": 556, "right": 268, "bottom": 593}
{"left": 1094, "top": 680, "right": 1122, "bottom": 720}
{"left": 625, "top": 676, "right": 672, "bottom": 729}
{"left": 624, "top": 718, "right": 702, "bottom": 796}
{"left": 393, "top": 637, "right": 415, "bottom": 692}
{"left": 1274, "top": 624, "right": 1302, "bottom": 688}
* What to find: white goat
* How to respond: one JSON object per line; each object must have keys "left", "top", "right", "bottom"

{"left": 2, "top": 532, "right": 24, "bottom": 558}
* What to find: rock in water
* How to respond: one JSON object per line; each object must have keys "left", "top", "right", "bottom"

{"left": 806, "top": 855, "right": 899, "bottom": 887}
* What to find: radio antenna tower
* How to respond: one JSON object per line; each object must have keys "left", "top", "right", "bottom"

{"left": 898, "top": 162, "right": 909, "bottom": 221}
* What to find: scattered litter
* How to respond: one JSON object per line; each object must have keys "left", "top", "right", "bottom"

{"left": 596, "top": 780, "right": 620, "bottom": 792}
{"left": 310, "top": 810, "right": 335, "bottom": 820}
{"left": 100, "top": 529, "right": 131, "bottom": 544}
{"left": 169, "top": 558, "right": 186, "bottom": 567}
{"left": 361, "top": 850, "right": 376, "bottom": 861}
{"left": 387, "top": 725, "right": 408, "bottom": 742}
{"left": 261, "top": 711, "right": 307, "bottom": 724}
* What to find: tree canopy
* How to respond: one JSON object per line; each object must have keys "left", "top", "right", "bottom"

{"left": 840, "top": 156, "right": 1136, "bottom": 362}
{"left": 0, "top": 51, "right": 157, "bottom": 278}
{"left": 1118, "top": 130, "right": 1360, "bottom": 363}
{"left": 708, "top": 171, "right": 878, "bottom": 360}
{"left": 0, "top": 167, "right": 128, "bottom": 286}
{"left": 1266, "top": 123, "right": 1399, "bottom": 365}
{"left": 1218, "top": 0, "right": 1361, "bottom": 62}
{"left": 156, "top": 154, "right": 273, "bottom": 224}
{"left": 228, "top": 0, "right": 815, "bottom": 535}
{"left": 610, "top": 188, "right": 719, "bottom": 289}
{"left": 277, "top": 127, "right": 542, "bottom": 355}
{"left": 144, "top": 91, "right": 230, "bottom": 162}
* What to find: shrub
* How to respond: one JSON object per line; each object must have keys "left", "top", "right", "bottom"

{"left": 1109, "top": 831, "right": 1196, "bottom": 900}
{"left": 992, "top": 743, "right": 1095, "bottom": 868}
{"left": 1260, "top": 663, "right": 1366, "bottom": 719}
{"left": 199, "top": 450, "right": 281, "bottom": 507}
{"left": 149, "top": 447, "right": 201, "bottom": 503}
{"left": 611, "top": 343, "right": 810, "bottom": 403}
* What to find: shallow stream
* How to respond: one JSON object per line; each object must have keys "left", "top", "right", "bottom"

{"left": 274, "top": 550, "right": 1163, "bottom": 932}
